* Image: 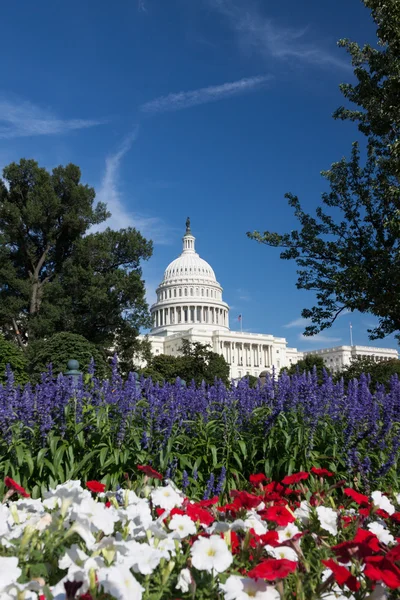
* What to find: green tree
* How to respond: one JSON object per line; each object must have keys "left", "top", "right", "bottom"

{"left": 143, "top": 341, "right": 230, "bottom": 386}
{"left": 282, "top": 355, "right": 329, "bottom": 383}
{"left": 248, "top": 0, "right": 400, "bottom": 343}
{"left": 0, "top": 159, "right": 152, "bottom": 362}
{"left": 0, "top": 334, "right": 28, "bottom": 385}
{"left": 27, "top": 332, "right": 109, "bottom": 381}
{"left": 337, "top": 356, "right": 400, "bottom": 390}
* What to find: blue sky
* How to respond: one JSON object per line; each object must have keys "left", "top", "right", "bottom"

{"left": 0, "top": 0, "right": 396, "bottom": 351}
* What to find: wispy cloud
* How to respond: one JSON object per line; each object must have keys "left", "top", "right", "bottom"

{"left": 141, "top": 75, "right": 272, "bottom": 114}
{"left": 236, "top": 288, "right": 251, "bottom": 302}
{"left": 138, "top": 0, "right": 147, "bottom": 13}
{"left": 284, "top": 317, "right": 311, "bottom": 329}
{"left": 298, "top": 333, "right": 342, "bottom": 344}
{"left": 0, "top": 96, "right": 105, "bottom": 139}
{"left": 93, "top": 130, "right": 171, "bottom": 245}
{"left": 208, "top": 0, "right": 349, "bottom": 70}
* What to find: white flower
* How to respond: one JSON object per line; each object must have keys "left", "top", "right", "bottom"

{"left": 169, "top": 514, "right": 197, "bottom": 538}
{"left": 151, "top": 485, "right": 184, "bottom": 510}
{"left": 191, "top": 535, "right": 233, "bottom": 573}
{"left": 71, "top": 497, "right": 119, "bottom": 535}
{"left": 244, "top": 513, "right": 267, "bottom": 535}
{"left": 98, "top": 566, "right": 144, "bottom": 600}
{"left": 58, "top": 545, "right": 89, "bottom": 570}
{"left": 176, "top": 568, "right": 192, "bottom": 593}
{"left": 265, "top": 545, "right": 298, "bottom": 562}
{"left": 0, "top": 557, "right": 21, "bottom": 591}
{"left": 368, "top": 522, "right": 395, "bottom": 545}
{"left": 130, "top": 544, "right": 164, "bottom": 575}
{"left": 371, "top": 491, "right": 395, "bottom": 516}
{"left": 316, "top": 506, "right": 338, "bottom": 536}
{"left": 277, "top": 523, "right": 300, "bottom": 543}
{"left": 220, "top": 575, "right": 280, "bottom": 599}
{"left": 396, "top": 493, "right": 400, "bottom": 505}
{"left": 294, "top": 501, "right": 310, "bottom": 524}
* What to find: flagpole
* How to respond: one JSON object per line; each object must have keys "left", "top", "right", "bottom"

{"left": 241, "top": 315, "right": 243, "bottom": 333}
{"left": 350, "top": 322, "right": 353, "bottom": 346}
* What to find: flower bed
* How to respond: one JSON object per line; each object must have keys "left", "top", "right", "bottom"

{"left": 1, "top": 364, "right": 400, "bottom": 495}
{"left": 1, "top": 468, "right": 400, "bottom": 599}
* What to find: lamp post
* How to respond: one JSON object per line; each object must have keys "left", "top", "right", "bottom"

{"left": 65, "top": 359, "right": 82, "bottom": 386}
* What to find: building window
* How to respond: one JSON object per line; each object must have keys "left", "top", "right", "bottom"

{"left": 196, "top": 287, "right": 199, "bottom": 295}
{"left": 169, "top": 289, "right": 171, "bottom": 298}
{"left": 201, "top": 288, "right": 204, "bottom": 296}
{"left": 206, "top": 289, "right": 209, "bottom": 297}
{"left": 184, "top": 288, "right": 188, "bottom": 296}
{"left": 190, "top": 288, "right": 193, "bottom": 296}
{"left": 179, "top": 288, "right": 182, "bottom": 297}
{"left": 174, "top": 289, "right": 177, "bottom": 297}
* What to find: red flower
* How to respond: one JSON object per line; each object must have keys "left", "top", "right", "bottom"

{"left": 364, "top": 556, "right": 400, "bottom": 589}
{"left": 198, "top": 496, "right": 219, "bottom": 507}
{"left": 375, "top": 509, "right": 390, "bottom": 519}
{"left": 249, "top": 473, "right": 267, "bottom": 485}
{"left": 264, "top": 482, "right": 285, "bottom": 495}
{"left": 230, "top": 490, "right": 263, "bottom": 510}
{"left": 311, "top": 467, "right": 334, "bottom": 477}
{"left": 248, "top": 559, "right": 297, "bottom": 581}
{"left": 281, "top": 472, "right": 309, "bottom": 485}
{"left": 261, "top": 505, "right": 295, "bottom": 526}
{"left": 259, "top": 530, "right": 280, "bottom": 547}
{"left": 137, "top": 465, "right": 163, "bottom": 480}
{"left": 332, "top": 528, "right": 380, "bottom": 563}
{"left": 391, "top": 512, "right": 400, "bottom": 523}
{"left": 186, "top": 503, "right": 215, "bottom": 527}
{"left": 386, "top": 544, "right": 400, "bottom": 562}
{"left": 322, "top": 559, "right": 360, "bottom": 592}
{"left": 4, "top": 477, "right": 29, "bottom": 498}
{"left": 344, "top": 488, "right": 370, "bottom": 506}
{"left": 86, "top": 480, "right": 106, "bottom": 493}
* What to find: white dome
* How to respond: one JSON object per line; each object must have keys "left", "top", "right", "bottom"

{"left": 163, "top": 253, "right": 216, "bottom": 283}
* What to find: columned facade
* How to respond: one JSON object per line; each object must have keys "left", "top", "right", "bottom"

{"left": 138, "top": 219, "right": 301, "bottom": 379}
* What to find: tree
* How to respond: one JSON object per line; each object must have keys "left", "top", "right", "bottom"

{"left": 27, "top": 332, "right": 109, "bottom": 381}
{"left": 282, "top": 355, "right": 329, "bottom": 383}
{"left": 0, "top": 159, "right": 152, "bottom": 362}
{"left": 143, "top": 341, "right": 230, "bottom": 386}
{"left": 337, "top": 356, "right": 400, "bottom": 390}
{"left": 0, "top": 334, "right": 28, "bottom": 385}
{"left": 248, "top": 0, "right": 400, "bottom": 343}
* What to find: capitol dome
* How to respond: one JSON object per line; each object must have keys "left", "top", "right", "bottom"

{"left": 150, "top": 218, "right": 229, "bottom": 333}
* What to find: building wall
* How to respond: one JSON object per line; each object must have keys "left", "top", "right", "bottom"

{"left": 302, "top": 345, "right": 399, "bottom": 373}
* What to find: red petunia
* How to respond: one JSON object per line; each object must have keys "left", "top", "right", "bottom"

{"left": 261, "top": 505, "right": 295, "bottom": 526}
{"left": 137, "top": 465, "right": 163, "bottom": 480}
{"left": 281, "top": 471, "right": 309, "bottom": 486}
{"left": 198, "top": 496, "right": 219, "bottom": 507}
{"left": 230, "top": 490, "right": 263, "bottom": 510}
{"left": 344, "top": 487, "right": 370, "bottom": 506}
{"left": 332, "top": 528, "right": 380, "bottom": 563}
{"left": 364, "top": 556, "right": 400, "bottom": 589}
{"left": 249, "top": 473, "right": 268, "bottom": 485}
{"left": 4, "top": 477, "right": 30, "bottom": 498}
{"left": 258, "top": 530, "right": 280, "bottom": 547}
{"left": 248, "top": 558, "right": 297, "bottom": 581}
{"left": 386, "top": 544, "right": 400, "bottom": 562}
{"left": 322, "top": 559, "right": 360, "bottom": 592}
{"left": 311, "top": 467, "right": 334, "bottom": 477}
{"left": 186, "top": 503, "right": 215, "bottom": 527}
{"left": 391, "top": 512, "right": 400, "bottom": 523}
{"left": 86, "top": 480, "right": 106, "bottom": 493}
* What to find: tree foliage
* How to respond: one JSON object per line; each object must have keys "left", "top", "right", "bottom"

{"left": 248, "top": 0, "right": 400, "bottom": 342}
{"left": 282, "top": 355, "right": 329, "bottom": 383}
{"left": 0, "top": 334, "right": 28, "bottom": 385}
{"left": 337, "top": 356, "right": 400, "bottom": 390}
{"left": 0, "top": 159, "right": 152, "bottom": 363}
{"left": 143, "top": 341, "right": 230, "bottom": 386}
{"left": 27, "top": 332, "right": 109, "bottom": 381}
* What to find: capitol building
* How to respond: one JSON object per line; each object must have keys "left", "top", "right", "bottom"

{"left": 140, "top": 219, "right": 301, "bottom": 379}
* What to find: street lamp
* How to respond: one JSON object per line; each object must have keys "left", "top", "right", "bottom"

{"left": 65, "top": 359, "right": 82, "bottom": 387}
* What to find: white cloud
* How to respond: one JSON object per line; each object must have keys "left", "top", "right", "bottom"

{"left": 298, "top": 333, "right": 342, "bottom": 344}
{"left": 208, "top": 0, "right": 350, "bottom": 70}
{"left": 284, "top": 317, "right": 311, "bottom": 329}
{"left": 0, "top": 96, "right": 105, "bottom": 139}
{"left": 141, "top": 75, "right": 272, "bottom": 113}
{"left": 93, "top": 130, "right": 171, "bottom": 245}
{"left": 236, "top": 288, "right": 251, "bottom": 302}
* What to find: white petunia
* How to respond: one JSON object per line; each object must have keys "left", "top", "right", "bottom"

{"left": 176, "top": 568, "right": 192, "bottom": 593}
{"left": 98, "top": 566, "right": 144, "bottom": 600}
{"left": 277, "top": 523, "right": 300, "bottom": 543}
{"left": 220, "top": 575, "right": 280, "bottom": 599}
{"left": 58, "top": 544, "right": 89, "bottom": 570}
{"left": 0, "top": 557, "right": 21, "bottom": 591}
{"left": 368, "top": 522, "right": 394, "bottom": 545}
{"left": 265, "top": 545, "right": 298, "bottom": 562}
{"left": 168, "top": 514, "right": 197, "bottom": 538}
{"left": 191, "top": 535, "right": 233, "bottom": 573}
{"left": 371, "top": 491, "right": 395, "bottom": 516}
{"left": 316, "top": 506, "right": 338, "bottom": 536}
{"left": 244, "top": 513, "right": 267, "bottom": 535}
{"left": 294, "top": 501, "right": 310, "bottom": 524}
{"left": 71, "top": 497, "right": 119, "bottom": 535}
{"left": 151, "top": 485, "right": 184, "bottom": 510}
